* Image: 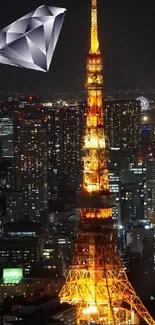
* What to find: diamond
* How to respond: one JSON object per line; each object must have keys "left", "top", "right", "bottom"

{"left": 0, "top": 5, "right": 66, "bottom": 72}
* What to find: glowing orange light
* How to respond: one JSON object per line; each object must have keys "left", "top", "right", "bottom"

{"left": 80, "top": 208, "right": 112, "bottom": 219}
{"left": 59, "top": 1, "right": 155, "bottom": 325}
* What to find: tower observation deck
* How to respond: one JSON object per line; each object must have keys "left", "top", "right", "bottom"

{"left": 59, "top": 1, "right": 155, "bottom": 325}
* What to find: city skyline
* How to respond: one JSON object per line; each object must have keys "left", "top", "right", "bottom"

{"left": 0, "top": 0, "right": 155, "bottom": 93}
{"left": 0, "top": 0, "right": 155, "bottom": 320}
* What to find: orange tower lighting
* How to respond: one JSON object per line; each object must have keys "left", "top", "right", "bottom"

{"left": 59, "top": 1, "right": 155, "bottom": 324}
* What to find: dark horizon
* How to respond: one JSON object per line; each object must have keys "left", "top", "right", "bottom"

{"left": 0, "top": 0, "right": 155, "bottom": 93}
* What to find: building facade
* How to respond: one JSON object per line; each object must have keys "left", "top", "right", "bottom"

{"left": 105, "top": 99, "right": 141, "bottom": 164}
{"left": 47, "top": 102, "right": 85, "bottom": 191}
{"left": 14, "top": 105, "right": 48, "bottom": 223}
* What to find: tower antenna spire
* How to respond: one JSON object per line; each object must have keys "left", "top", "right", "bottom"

{"left": 59, "top": 1, "right": 155, "bottom": 325}
{"left": 90, "top": 0, "right": 100, "bottom": 54}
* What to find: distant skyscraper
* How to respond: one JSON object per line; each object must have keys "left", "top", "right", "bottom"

{"left": 0, "top": 116, "right": 15, "bottom": 226}
{"left": 120, "top": 163, "right": 147, "bottom": 229}
{"left": 140, "top": 108, "right": 155, "bottom": 159}
{"left": 130, "top": 226, "right": 154, "bottom": 255}
{"left": 146, "top": 159, "right": 155, "bottom": 220}
{"left": 105, "top": 99, "right": 141, "bottom": 164}
{"left": 0, "top": 160, "right": 14, "bottom": 189}
{"left": 0, "top": 116, "right": 13, "bottom": 160}
{"left": 47, "top": 102, "right": 86, "bottom": 191}
{"left": 14, "top": 105, "right": 48, "bottom": 223}
{"left": 108, "top": 153, "right": 121, "bottom": 225}
{"left": 142, "top": 234, "right": 155, "bottom": 277}
{"left": 105, "top": 100, "right": 142, "bottom": 229}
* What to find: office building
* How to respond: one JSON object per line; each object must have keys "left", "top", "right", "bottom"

{"left": 130, "top": 225, "right": 154, "bottom": 255}
{"left": 108, "top": 150, "right": 121, "bottom": 225}
{"left": 0, "top": 116, "right": 14, "bottom": 189}
{"left": 140, "top": 108, "right": 155, "bottom": 158}
{"left": 42, "top": 244, "right": 65, "bottom": 276}
{"left": 49, "top": 196, "right": 77, "bottom": 271}
{"left": 0, "top": 116, "right": 13, "bottom": 152}
{"left": 0, "top": 218, "right": 43, "bottom": 275}
{"left": 146, "top": 159, "right": 155, "bottom": 221}
{"left": 105, "top": 99, "right": 141, "bottom": 164}
{"left": 0, "top": 160, "right": 14, "bottom": 188}
{"left": 14, "top": 105, "right": 49, "bottom": 223}
{"left": 120, "top": 163, "right": 147, "bottom": 229}
{"left": 142, "top": 234, "right": 155, "bottom": 279}
{"left": 47, "top": 102, "right": 86, "bottom": 191}
{"left": 0, "top": 237, "right": 40, "bottom": 275}
{"left": 0, "top": 221, "right": 43, "bottom": 275}
{"left": 0, "top": 188, "right": 23, "bottom": 224}
{"left": 0, "top": 277, "right": 64, "bottom": 304}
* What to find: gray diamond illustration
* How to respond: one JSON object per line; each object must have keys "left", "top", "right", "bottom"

{"left": 0, "top": 5, "right": 66, "bottom": 72}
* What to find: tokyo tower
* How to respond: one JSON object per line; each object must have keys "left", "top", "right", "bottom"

{"left": 59, "top": 1, "right": 155, "bottom": 324}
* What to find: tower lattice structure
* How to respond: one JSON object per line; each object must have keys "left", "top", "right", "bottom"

{"left": 59, "top": 1, "right": 155, "bottom": 324}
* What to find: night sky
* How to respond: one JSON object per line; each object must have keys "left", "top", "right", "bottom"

{"left": 0, "top": 0, "right": 155, "bottom": 93}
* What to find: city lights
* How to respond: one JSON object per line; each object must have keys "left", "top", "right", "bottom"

{"left": 3, "top": 268, "right": 23, "bottom": 284}
{"left": 143, "top": 115, "right": 148, "bottom": 121}
{"left": 0, "top": 0, "right": 155, "bottom": 324}
{"left": 59, "top": 1, "right": 155, "bottom": 325}
{"left": 137, "top": 96, "right": 149, "bottom": 111}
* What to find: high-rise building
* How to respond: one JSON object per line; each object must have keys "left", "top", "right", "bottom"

{"left": 130, "top": 225, "right": 154, "bottom": 255}
{"left": 0, "top": 116, "right": 15, "bottom": 228}
{"left": 143, "top": 234, "right": 155, "bottom": 276}
{"left": 140, "top": 107, "right": 155, "bottom": 159}
{"left": 0, "top": 116, "right": 13, "bottom": 160}
{"left": 14, "top": 105, "right": 48, "bottom": 223}
{"left": 0, "top": 160, "right": 14, "bottom": 188}
{"left": 105, "top": 99, "right": 141, "bottom": 164}
{"left": 0, "top": 188, "right": 23, "bottom": 224}
{"left": 120, "top": 163, "right": 147, "bottom": 229}
{"left": 0, "top": 116, "right": 14, "bottom": 188}
{"left": 108, "top": 154, "right": 121, "bottom": 225}
{"left": 146, "top": 159, "right": 155, "bottom": 220}
{"left": 47, "top": 102, "right": 86, "bottom": 191}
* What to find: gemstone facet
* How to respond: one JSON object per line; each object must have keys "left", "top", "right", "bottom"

{"left": 0, "top": 5, "right": 66, "bottom": 72}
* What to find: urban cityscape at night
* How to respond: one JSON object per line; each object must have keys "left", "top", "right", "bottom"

{"left": 0, "top": 0, "right": 155, "bottom": 324}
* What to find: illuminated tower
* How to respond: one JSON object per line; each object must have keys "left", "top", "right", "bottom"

{"left": 59, "top": 1, "right": 155, "bottom": 325}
